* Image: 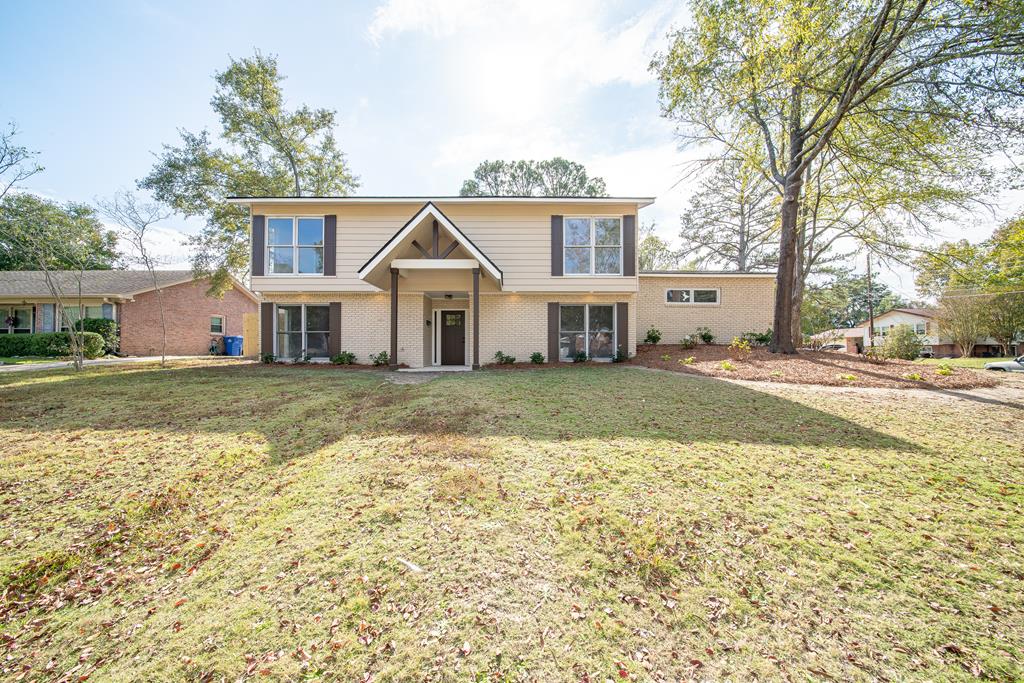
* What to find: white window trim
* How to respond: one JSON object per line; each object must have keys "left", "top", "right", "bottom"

{"left": 2, "top": 305, "right": 34, "bottom": 333}
{"left": 558, "top": 303, "right": 617, "bottom": 362}
{"left": 432, "top": 308, "right": 470, "bottom": 366}
{"left": 664, "top": 287, "right": 721, "bottom": 306}
{"left": 210, "top": 314, "right": 225, "bottom": 335}
{"left": 562, "top": 215, "right": 623, "bottom": 277}
{"left": 273, "top": 303, "right": 331, "bottom": 360}
{"left": 266, "top": 216, "right": 326, "bottom": 277}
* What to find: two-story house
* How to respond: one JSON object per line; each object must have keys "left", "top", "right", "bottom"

{"left": 227, "top": 196, "right": 776, "bottom": 368}
{"left": 846, "top": 307, "right": 1007, "bottom": 357}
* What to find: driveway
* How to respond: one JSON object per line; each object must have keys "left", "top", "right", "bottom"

{"left": 0, "top": 356, "right": 242, "bottom": 373}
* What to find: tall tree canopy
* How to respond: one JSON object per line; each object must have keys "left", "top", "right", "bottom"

{"left": 654, "top": 0, "right": 1024, "bottom": 352}
{"left": 801, "top": 271, "right": 910, "bottom": 333}
{"left": 141, "top": 52, "right": 358, "bottom": 293}
{"left": 913, "top": 214, "right": 1024, "bottom": 298}
{"left": 459, "top": 158, "right": 607, "bottom": 197}
{"left": 637, "top": 222, "right": 681, "bottom": 271}
{"left": 0, "top": 193, "right": 119, "bottom": 271}
{"left": 678, "top": 157, "right": 778, "bottom": 271}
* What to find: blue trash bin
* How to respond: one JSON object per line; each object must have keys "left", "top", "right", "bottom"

{"left": 223, "top": 335, "right": 244, "bottom": 356}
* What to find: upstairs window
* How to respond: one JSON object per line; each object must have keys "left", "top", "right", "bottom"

{"left": 564, "top": 217, "right": 622, "bottom": 275}
{"left": 914, "top": 322, "right": 927, "bottom": 335}
{"left": 268, "top": 217, "right": 324, "bottom": 275}
{"left": 666, "top": 288, "right": 719, "bottom": 305}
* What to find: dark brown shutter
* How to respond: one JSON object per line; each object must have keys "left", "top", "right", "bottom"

{"left": 251, "top": 215, "right": 266, "bottom": 277}
{"left": 616, "top": 302, "right": 629, "bottom": 358}
{"left": 323, "top": 215, "right": 337, "bottom": 276}
{"left": 328, "top": 302, "right": 341, "bottom": 357}
{"left": 622, "top": 214, "right": 636, "bottom": 276}
{"left": 551, "top": 216, "right": 563, "bottom": 276}
{"left": 547, "top": 302, "right": 559, "bottom": 363}
{"left": 261, "top": 302, "right": 274, "bottom": 356}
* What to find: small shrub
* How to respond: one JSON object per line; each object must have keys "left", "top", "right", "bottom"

{"left": 728, "top": 336, "right": 752, "bottom": 359}
{"left": 769, "top": 370, "right": 783, "bottom": 378}
{"left": 260, "top": 352, "right": 275, "bottom": 364}
{"left": 612, "top": 346, "right": 628, "bottom": 363}
{"left": 719, "top": 360, "right": 736, "bottom": 371}
{"left": 493, "top": 351, "right": 516, "bottom": 364}
{"left": 838, "top": 373, "right": 857, "bottom": 381}
{"left": 660, "top": 353, "right": 672, "bottom": 362}
{"left": 935, "top": 363, "right": 953, "bottom": 376}
{"left": 904, "top": 372, "right": 924, "bottom": 381}
{"left": 679, "top": 356, "right": 695, "bottom": 366}
{"left": 644, "top": 327, "right": 662, "bottom": 344}
{"left": 696, "top": 326, "right": 715, "bottom": 344}
{"left": 882, "top": 325, "right": 923, "bottom": 360}
{"left": 530, "top": 351, "right": 545, "bottom": 364}
{"left": 573, "top": 350, "right": 588, "bottom": 363}
{"left": 331, "top": 351, "right": 356, "bottom": 365}
{"left": 371, "top": 350, "right": 390, "bottom": 366}
{"left": 864, "top": 349, "right": 887, "bottom": 364}
{"left": 679, "top": 335, "right": 697, "bottom": 349}
{"left": 741, "top": 329, "right": 773, "bottom": 346}
{"left": 79, "top": 318, "right": 118, "bottom": 354}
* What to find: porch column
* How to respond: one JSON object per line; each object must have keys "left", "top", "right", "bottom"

{"left": 390, "top": 267, "right": 399, "bottom": 369}
{"left": 472, "top": 267, "right": 480, "bottom": 369}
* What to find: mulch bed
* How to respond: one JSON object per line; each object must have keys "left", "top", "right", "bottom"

{"left": 629, "top": 344, "right": 998, "bottom": 390}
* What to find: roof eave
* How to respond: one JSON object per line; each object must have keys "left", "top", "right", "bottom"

{"left": 227, "top": 196, "right": 656, "bottom": 209}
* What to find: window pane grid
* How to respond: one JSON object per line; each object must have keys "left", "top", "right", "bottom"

{"left": 666, "top": 288, "right": 718, "bottom": 304}
{"left": 559, "top": 304, "right": 616, "bottom": 361}
{"left": 266, "top": 217, "right": 324, "bottom": 275}
{"left": 275, "top": 304, "right": 330, "bottom": 359}
{"left": 563, "top": 217, "right": 621, "bottom": 275}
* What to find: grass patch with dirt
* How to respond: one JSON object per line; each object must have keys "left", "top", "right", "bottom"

{"left": 632, "top": 343, "right": 998, "bottom": 389}
{"left": 0, "top": 359, "right": 1021, "bottom": 681}
{"left": 917, "top": 356, "right": 1018, "bottom": 369}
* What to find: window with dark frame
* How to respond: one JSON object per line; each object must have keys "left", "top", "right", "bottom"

{"left": 563, "top": 217, "right": 622, "bottom": 275}
{"left": 666, "top": 288, "right": 719, "bottom": 304}
{"left": 267, "top": 217, "right": 325, "bottom": 275}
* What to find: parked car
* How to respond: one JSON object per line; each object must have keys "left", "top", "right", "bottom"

{"left": 818, "top": 343, "right": 845, "bottom": 352}
{"left": 984, "top": 356, "right": 1024, "bottom": 372}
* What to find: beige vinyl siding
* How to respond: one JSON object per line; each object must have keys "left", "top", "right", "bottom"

{"left": 249, "top": 202, "right": 639, "bottom": 294}
{"left": 637, "top": 275, "right": 775, "bottom": 344}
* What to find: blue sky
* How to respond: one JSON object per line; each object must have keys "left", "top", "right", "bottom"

{"left": 2, "top": 0, "right": 1020, "bottom": 296}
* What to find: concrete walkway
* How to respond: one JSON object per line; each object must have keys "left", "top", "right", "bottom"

{"left": 0, "top": 355, "right": 227, "bottom": 373}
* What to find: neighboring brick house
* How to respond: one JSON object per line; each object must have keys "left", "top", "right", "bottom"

{"left": 843, "top": 307, "right": 1010, "bottom": 357}
{"left": 224, "top": 195, "right": 776, "bottom": 368}
{"left": 0, "top": 270, "right": 259, "bottom": 356}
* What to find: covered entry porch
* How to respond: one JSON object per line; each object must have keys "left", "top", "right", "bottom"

{"left": 357, "top": 202, "right": 503, "bottom": 369}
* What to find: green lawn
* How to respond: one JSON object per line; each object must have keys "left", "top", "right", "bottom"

{"left": 1, "top": 360, "right": 1021, "bottom": 681}
{"left": 916, "top": 356, "right": 1017, "bottom": 369}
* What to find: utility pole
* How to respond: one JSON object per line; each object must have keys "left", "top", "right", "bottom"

{"left": 866, "top": 253, "right": 875, "bottom": 352}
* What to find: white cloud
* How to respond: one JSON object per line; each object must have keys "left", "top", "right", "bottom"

{"left": 112, "top": 223, "right": 193, "bottom": 270}
{"left": 368, "top": 0, "right": 687, "bottom": 130}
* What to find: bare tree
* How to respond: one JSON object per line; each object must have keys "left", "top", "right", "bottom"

{"left": 98, "top": 191, "right": 173, "bottom": 365}
{"left": 0, "top": 123, "right": 41, "bottom": 202}
{"left": 678, "top": 157, "right": 778, "bottom": 271}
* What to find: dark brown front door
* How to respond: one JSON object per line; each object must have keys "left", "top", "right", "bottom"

{"left": 441, "top": 310, "right": 466, "bottom": 365}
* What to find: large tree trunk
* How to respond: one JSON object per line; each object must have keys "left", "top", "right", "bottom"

{"left": 771, "top": 174, "right": 803, "bottom": 354}
{"left": 791, "top": 273, "right": 805, "bottom": 349}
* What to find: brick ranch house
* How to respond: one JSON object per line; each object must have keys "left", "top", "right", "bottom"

{"left": 0, "top": 270, "right": 259, "bottom": 356}
{"left": 226, "top": 195, "right": 776, "bottom": 367}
